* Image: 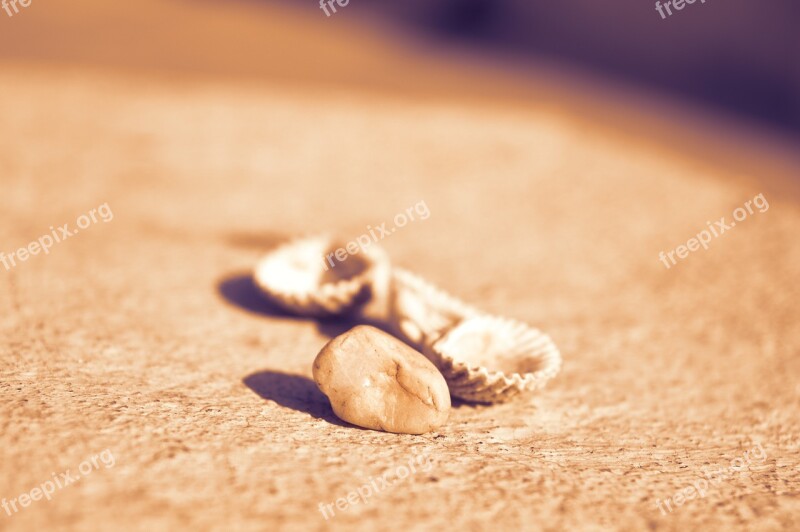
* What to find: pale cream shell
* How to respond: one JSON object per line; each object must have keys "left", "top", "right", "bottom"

{"left": 255, "top": 237, "right": 562, "bottom": 403}
{"left": 253, "top": 235, "right": 389, "bottom": 317}
{"left": 422, "top": 314, "right": 562, "bottom": 403}
{"left": 387, "top": 268, "right": 479, "bottom": 352}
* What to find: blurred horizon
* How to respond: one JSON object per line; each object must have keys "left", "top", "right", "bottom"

{"left": 349, "top": 0, "right": 799, "bottom": 136}
{"left": 0, "top": 0, "right": 797, "bottom": 149}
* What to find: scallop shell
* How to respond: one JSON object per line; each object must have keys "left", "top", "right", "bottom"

{"left": 253, "top": 235, "right": 390, "bottom": 317}
{"left": 387, "top": 268, "right": 479, "bottom": 352}
{"left": 255, "top": 235, "right": 563, "bottom": 403}
{"left": 422, "top": 314, "right": 562, "bottom": 403}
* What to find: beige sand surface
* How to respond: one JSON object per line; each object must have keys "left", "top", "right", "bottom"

{"left": 1, "top": 2, "right": 798, "bottom": 531}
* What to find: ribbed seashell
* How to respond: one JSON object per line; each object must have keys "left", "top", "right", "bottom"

{"left": 421, "top": 314, "right": 562, "bottom": 403}
{"left": 387, "top": 268, "right": 479, "bottom": 352}
{"left": 253, "top": 235, "right": 390, "bottom": 317}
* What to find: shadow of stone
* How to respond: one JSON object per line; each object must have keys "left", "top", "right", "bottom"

{"left": 243, "top": 370, "right": 355, "bottom": 428}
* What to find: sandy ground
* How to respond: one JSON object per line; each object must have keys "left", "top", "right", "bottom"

{"left": 1, "top": 1, "right": 799, "bottom": 531}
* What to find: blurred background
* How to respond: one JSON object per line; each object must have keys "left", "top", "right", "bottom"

{"left": 1, "top": 0, "right": 797, "bottom": 138}
{"left": 360, "top": 0, "right": 800, "bottom": 134}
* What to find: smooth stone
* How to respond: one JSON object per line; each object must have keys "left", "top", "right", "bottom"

{"left": 312, "top": 325, "right": 451, "bottom": 434}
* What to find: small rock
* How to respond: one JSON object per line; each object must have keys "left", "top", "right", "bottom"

{"left": 312, "top": 325, "right": 450, "bottom": 434}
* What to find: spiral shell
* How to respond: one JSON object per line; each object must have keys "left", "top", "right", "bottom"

{"left": 422, "top": 314, "right": 562, "bottom": 403}
{"left": 253, "top": 235, "right": 389, "bottom": 317}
